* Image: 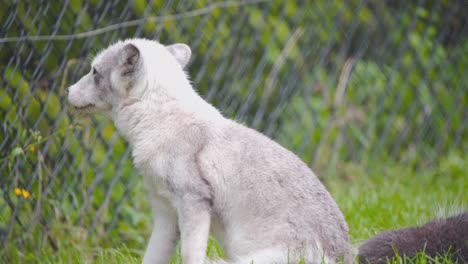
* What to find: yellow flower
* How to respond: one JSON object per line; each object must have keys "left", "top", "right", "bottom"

{"left": 14, "top": 187, "right": 30, "bottom": 198}
{"left": 22, "top": 189, "right": 30, "bottom": 198}
{"left": 28, "top": 144, "right": 35, "bottom": 152}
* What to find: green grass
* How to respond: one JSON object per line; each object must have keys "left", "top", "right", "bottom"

{"left": 9, "top": 152, "right": 468, "bottom": 263}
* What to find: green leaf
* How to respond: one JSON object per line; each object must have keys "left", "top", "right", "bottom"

{"left": 10, "top": 147, "right": 24, "bottom": 159}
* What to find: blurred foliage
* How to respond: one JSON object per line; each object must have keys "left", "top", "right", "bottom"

{"left": 0, "top": 0, "right": 467, "bottom": 261}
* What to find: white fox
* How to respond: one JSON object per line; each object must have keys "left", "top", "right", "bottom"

{"left": 67, "top": 38, "right": 352, "bottom": 264}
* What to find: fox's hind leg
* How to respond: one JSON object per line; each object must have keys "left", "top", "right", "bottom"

{"left": 207, "top": 248, "right": 311, "bottom": 264}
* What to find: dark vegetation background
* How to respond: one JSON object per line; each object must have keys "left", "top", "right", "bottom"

{"left": 0, "top": 0, "right": 467, "bottom": 261}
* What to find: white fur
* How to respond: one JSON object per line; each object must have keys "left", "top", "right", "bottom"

{"left": 67, "top": 39, "right": 352, "bottom": 264}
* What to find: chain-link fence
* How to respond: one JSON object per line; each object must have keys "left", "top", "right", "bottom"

{"left": 1, "top": 0, "right": 467, "bottom": 261}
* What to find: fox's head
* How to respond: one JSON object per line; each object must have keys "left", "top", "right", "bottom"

{"left": 67, "top": 39, "right": 191, "bottom": 114}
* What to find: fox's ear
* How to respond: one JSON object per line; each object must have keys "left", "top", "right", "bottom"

{"left": 166, "top": 43, "right": 191, "bottom": 68}
{"left": 119, "top": 43, "right": 140, "bottom": 75}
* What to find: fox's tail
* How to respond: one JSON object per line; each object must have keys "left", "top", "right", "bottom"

{"left": 358, "top": 211, "right": 468, "bottom": 264}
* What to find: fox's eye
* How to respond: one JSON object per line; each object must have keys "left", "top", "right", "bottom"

{"left": 92, "top": 67, "right": 101, "bottom": 83}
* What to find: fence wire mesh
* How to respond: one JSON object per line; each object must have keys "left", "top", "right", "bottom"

{"left": 1, "top": 0, "right": 467, "bottom": 260}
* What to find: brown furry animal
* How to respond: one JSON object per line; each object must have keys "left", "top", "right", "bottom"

{"left": 358, "top": 212, "right": 468, "bottom": 264}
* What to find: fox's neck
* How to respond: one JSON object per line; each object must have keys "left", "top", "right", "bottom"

{"left": 111, "top": 82, "right": 222, "bottom": 147}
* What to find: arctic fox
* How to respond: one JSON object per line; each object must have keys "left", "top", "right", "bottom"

{"left": 67, "top": 38, "right": 352, "bottom": 264}
{"left": 358, "top": 211, "right": 468, "bottom": 263}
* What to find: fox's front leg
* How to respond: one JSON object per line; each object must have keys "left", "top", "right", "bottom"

{"left": 177, "top": 194, "right": 212, "bottom": 264}
{"left": 142, "top": 198, "right": 178, "bottom": 264}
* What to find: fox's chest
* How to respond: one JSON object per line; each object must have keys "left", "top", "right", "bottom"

{"left": 132, "top": 148, "right": 177, "bottom": 202}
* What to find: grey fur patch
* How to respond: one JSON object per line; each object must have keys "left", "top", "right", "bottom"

{"left": 358, "top": 211, "right": 468, "bottom": 264}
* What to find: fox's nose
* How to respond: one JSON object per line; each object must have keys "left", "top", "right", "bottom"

{"left": 65, "top": 87, "right": 69, "bottom": 94}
